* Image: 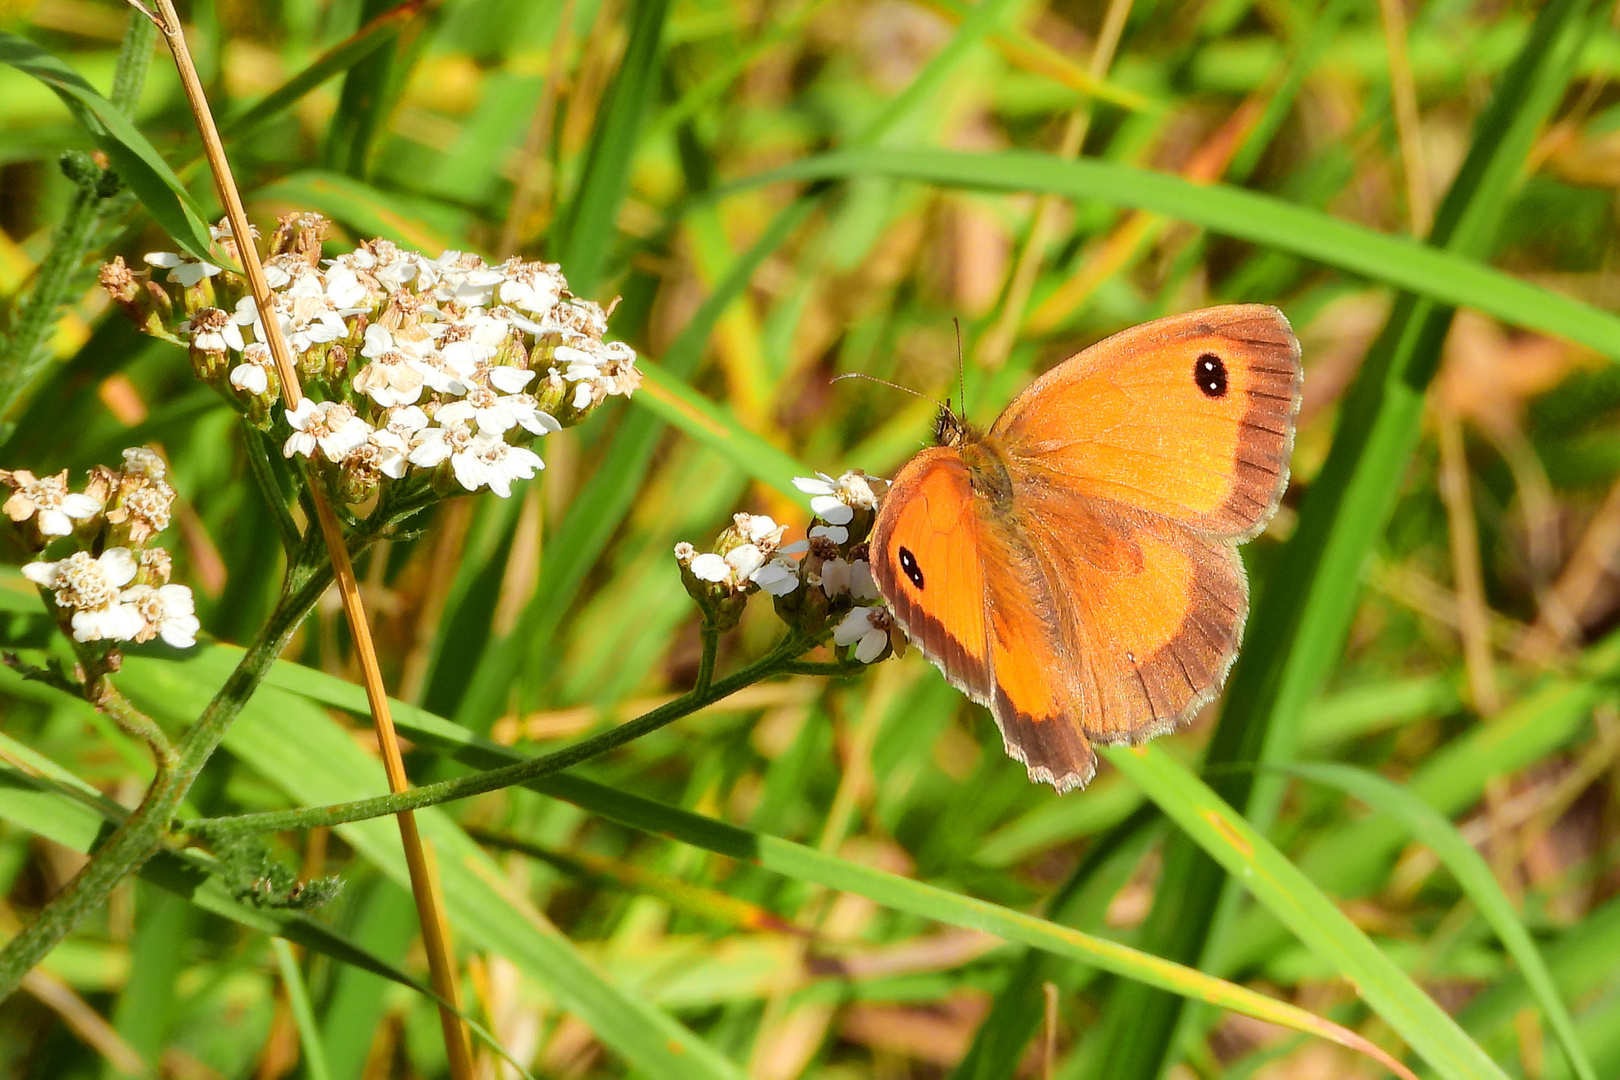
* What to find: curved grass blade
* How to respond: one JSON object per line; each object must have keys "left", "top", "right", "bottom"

{"left": 222, "top": 0, "right": 429, "bottom": 142}
{"left": 1218, "top": 630, "right": 1620, "bottom": 976}
{"left": 555, "top": 0, "right": 669, "bottom": 295}
{"left": 1282, "top": 762, "right": 1597, "bottom": 1080}
{"left": 735, "top": 147, "right": 1620, "bottom": 359}
{"left": 271, "top": 938, "right": 333, "bottom": 1080}
{"left": 1099, "top": 0, "right": 1597, "bottom": 1073}
{"left": 252, "top": 660, "right": 1415, "bottom": 1079}
{"left": 113, "top": 653, "right": 746, "bottom": 1080}
{"left": 0, "top": 727, "right": 533, "bottom": 1078}
{"left": 1101, "top": 742, "right": 1511, "bottom": 1080}
{"left": 251, "top": 171, "right": 467, "bottom": 253}
{"left": 451, "top": 197, "right": 818, "bottom": 727}
{"left": 528, "top": 785, "right": 1411, "bottom": 1078}
{"left": 635, "top": 362, "right": 805, "bottom": 498}
{"left": 0, "top": 32, "right": 215, "bottom": 262}
{"left": 915, "top": 0, "right": 1155, "bottom": 112}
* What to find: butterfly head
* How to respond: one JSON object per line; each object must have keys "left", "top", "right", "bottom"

{"left": 932, "top": 404, "right": 977, "bottom": 448}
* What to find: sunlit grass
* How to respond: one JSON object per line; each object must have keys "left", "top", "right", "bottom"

{"left": 1, "top": 0, "right": 1618, "bottom": 1077}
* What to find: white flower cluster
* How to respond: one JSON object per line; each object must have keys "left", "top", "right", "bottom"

{"left": 676, "top": 470, "right": 903, "bottom": 664}
{"left": 7, "top": 448, "right": 199, "bottom": 649}
{"left": 124, "top": 215, "right": 639, "bottom": 505}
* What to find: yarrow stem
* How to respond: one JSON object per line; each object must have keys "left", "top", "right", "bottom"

{"left": 190, "top": 630, "right": 811, "bottom": 838}
{"left": 0, "top": 535, "right": 330, "bottom": 1001}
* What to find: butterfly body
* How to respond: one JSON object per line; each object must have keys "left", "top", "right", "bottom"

{"left": 869, "top": 305, "right": 1302, "bottom": 792}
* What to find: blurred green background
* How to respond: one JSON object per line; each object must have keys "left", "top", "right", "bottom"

{"left": 2, "top": 0, "right": 1620, "bottom": 1076}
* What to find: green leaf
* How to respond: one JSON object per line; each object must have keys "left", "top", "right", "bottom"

{"left": 634, "top": 362, "right": 806, "bottom": 498}
{"left": 0, "top": 32, "right": 216, "bottom": 262}
{"left": 222, "top": 0, "right": 428, "bottom": 142}
{"left": 243, "top": 655, "right": 1415, "bottom": 1078}
{"left": 252, "top": 170, "right": 468, "bottom": 253}
{"left": 556, "top": 0, "right": 669, "bottom": 295}
{"left": 114, "top": 652, "right": 748, "bottom": 1080}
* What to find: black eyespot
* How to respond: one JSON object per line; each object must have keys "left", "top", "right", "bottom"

{"left": 898, "top": 546, "right": 925, "bottom": 589}
{"left": 1195, "top": 352, "right": 1228, "bottom": 398}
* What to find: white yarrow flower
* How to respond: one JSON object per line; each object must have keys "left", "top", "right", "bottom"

{"left": 23, "top": 548, "right": 145, "bottom": 643}
{"left": 451, "top": 433, "right": 542, "bottom": 497}
{"left": 809, "top": 524, "right": 848, "bottom": 545}
{"left": 145, "top": 250, "right": 222, "bottom": 287}
{"left": 283, "top": 400, "right": 370, "bottom": 460}
{"left": 750, "top": 557, "right": 800, "bottom": 596}
{"left": 122, "top": 583, "right": 200, "bottom": 648}
{"left": 850, "top": 559, "right": 881, "bottom": 602}
{"left": 2, "top": 470, "right": 101, "bottom": 537}
{"left": 834, "top": 606, "right": 891, "bottom": 664}
{"left": 725, "top": 543, "right": 766, "bottom": 581}
{"left": 689, "top": 553, "right": 730, "bottom": 583}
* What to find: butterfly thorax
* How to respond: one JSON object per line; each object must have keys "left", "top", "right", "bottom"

{"left": 959, "top": 436, "right": 1015, "bottom": 515}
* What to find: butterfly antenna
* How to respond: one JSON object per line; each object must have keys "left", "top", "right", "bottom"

{"left": 831, "top": 372, "right": 951, "bottom": 414}
{"left": 953, "top": 317, "right": 967, "bottom": 422}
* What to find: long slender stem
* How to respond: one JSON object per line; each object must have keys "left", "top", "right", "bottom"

{"left": 144, "top": 2, "right": 473, "bottom": 1070}
{"left": 694, "top": 622, "right": 719, "bottom": 695}
{"left": 192, "top": 633, "right": 809, "bottom": 837}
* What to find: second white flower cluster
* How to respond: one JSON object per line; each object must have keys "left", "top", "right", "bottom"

{"left": 7, "top": 448, "right": 199, "bottom": 650}
{"left": 675, "top": 469, "right": 905, "bottom": 664}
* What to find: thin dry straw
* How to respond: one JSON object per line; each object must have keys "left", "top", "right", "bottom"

{"left": 136, "top": 1, "right": 474, "bottom": 1073}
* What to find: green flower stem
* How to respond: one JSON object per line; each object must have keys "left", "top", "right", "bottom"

{"left": 94, "top": 678, "right": 177, "bottom": 772}
{"left": 694, "top": 623, "right": 719, "bottom": 695}
{"left": 242, "top": 426, "right": 304, "bottom": 557}
{"left": 0, "top": 535, "right": 333, "bottom": 1001}
{"left": 192, "top": 631, "right": 813, "bottom": 839}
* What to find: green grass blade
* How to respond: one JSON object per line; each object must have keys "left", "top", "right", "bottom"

{"left": 1283, "top": 762, "right": 1597, "bottom": 1080}
{"left": 452, "top": 197, "right": 817, "bottom": 727}
{"left": 245, "top": 657, "right": 1411, "bottom": 1077}
{"left": 272, "top": 938, "right": 333, "bottom": 1080}
{"left": 1102, "top": 742, "right": 1511, "bottom": 1080}
{"left": 322, "top": 0, "right": 417, "bottom": 177}
{"left": 114, "top": 653, "right": 747, "bottom": 1080}
{"left": 1217, "top": 632, "right": 1620, "bottom": 974}
{"left": 251, "top": 170, "right": 468, "bottom": 252}
{"left": 555, "top": 0, "right": 669, "bottom": 295}
{"left": 634, "top": 362, "right": 806, "bottom": 497}
{"left": 528, "top": 775, "right": 1408, "bottom": 1070}
{"left": 1099, "top": 0, "right": 1596, "bottom": 1071}
{"left": 0, "top": 31, "right": 215, "bottom": 261}
{"left": 736, "top": 147, "right": 1620, "bottom": 358}
{"left": 222, "top": 0, "right": 427, "bottom": 142}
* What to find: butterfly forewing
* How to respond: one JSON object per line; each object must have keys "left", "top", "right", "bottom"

{"left": 869, "top": 449, "right": 993, "bottom": 703}
{"left": 991, "top": 305, "right": 1301, "bottom": 541}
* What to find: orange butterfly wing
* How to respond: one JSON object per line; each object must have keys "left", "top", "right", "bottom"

{"left": 871, "top": 449, "right": 1099, "bottom": 791}
{"left": 870, "top": 305, "right": 1301, "bottom": 792}
{"left": 991, "top": 304, "right": 1301, "bottom": 540}
{"left": 868, "top": 448, "right": 993, "bottom": 704}
{"left": 1009, "top": 490, "right": 1248, "bottom": 747}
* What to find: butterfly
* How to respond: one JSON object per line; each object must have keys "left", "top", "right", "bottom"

{"left": 868, "top": 305, "right": 1302, "bottom": 793}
